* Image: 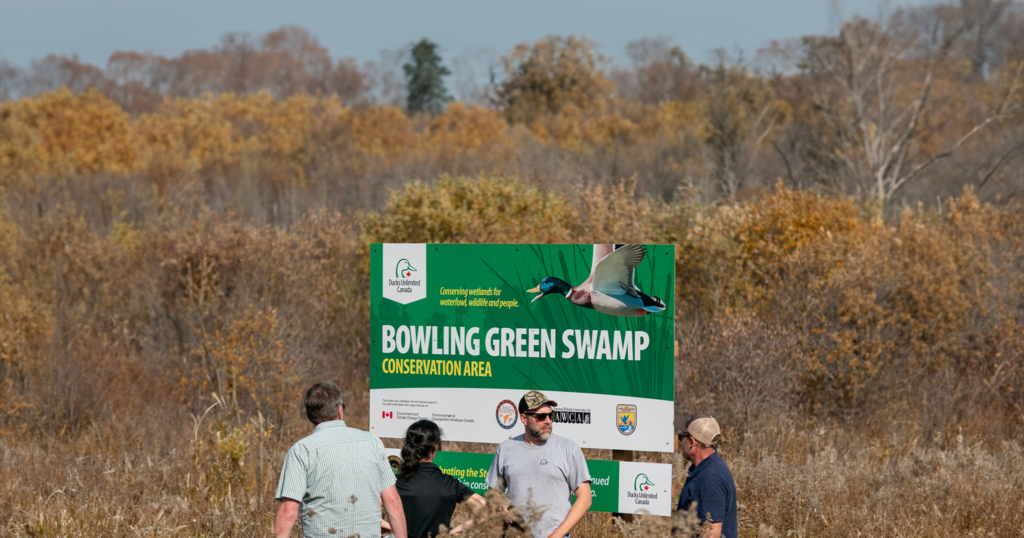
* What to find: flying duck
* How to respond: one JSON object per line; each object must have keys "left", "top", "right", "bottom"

{"left": 527, "top": 244, "right": 666, "bottom": 317}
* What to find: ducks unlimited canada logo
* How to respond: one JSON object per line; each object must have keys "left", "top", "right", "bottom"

{"left": 382, "top": 244, "right": 426, "bottom": 305}
{"left": 626, "top": 473, "right": 659, "bottom": 506}
{"left": 634, "top": 473, "right": 655, "bottom": 492}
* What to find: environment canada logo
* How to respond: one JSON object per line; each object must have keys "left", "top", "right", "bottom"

{"left": 495, "top": 399, "right": 519, "bottom": 429}
{"left": 616, "top": 404, "right": 637, "bottom": 435}
{"left": 382, "top": 244, "right": 426, "bottom": 305}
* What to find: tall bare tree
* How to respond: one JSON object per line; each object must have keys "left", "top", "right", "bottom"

{"left": 798, "top": 8, "right": 1023, "bottom": 205}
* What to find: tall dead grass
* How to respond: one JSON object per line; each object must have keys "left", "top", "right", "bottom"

{"left": 1, "top": 177, "right": 1021, "bottom": 536}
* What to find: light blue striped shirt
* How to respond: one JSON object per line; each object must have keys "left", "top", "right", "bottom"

{"left": 276, "top": 420, "right": 396, "bottom": 538}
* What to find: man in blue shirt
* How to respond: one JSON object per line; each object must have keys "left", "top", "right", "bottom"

{"left": 674, "top": 413, "right": 737, "bottom": 538}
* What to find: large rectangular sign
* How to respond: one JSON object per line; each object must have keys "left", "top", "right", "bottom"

{"left": 385, "top": 450, "right": 673, "bottom": 516}
{"left": 370, "top": 244, "right": 676, "bottom": 452}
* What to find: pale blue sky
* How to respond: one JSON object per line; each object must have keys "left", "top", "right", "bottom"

{"left": 0, "top": 0, "right": 928, "bottom": 71}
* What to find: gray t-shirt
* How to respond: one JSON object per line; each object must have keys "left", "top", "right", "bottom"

{"left": 486, "top": 434, "right": 592, "bottom": 538}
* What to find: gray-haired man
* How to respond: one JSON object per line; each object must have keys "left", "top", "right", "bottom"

{"left": 274, "top": 382, "right": 407, "bottom": 538}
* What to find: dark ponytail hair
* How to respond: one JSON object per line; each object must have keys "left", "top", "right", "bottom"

{"left": 399, "top": 420, "right": 442, "bottom": 480}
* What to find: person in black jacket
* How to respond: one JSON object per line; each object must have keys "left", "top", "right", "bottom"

{"left": 394, "top": 420, "right": 486, "bottom": 537}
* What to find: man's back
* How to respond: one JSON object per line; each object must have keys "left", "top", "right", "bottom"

{"left": 276, "top": 420, "right": 396, "bottom": 538}
{"left": 676, "top": 451, "right": 737, "bottom": 538}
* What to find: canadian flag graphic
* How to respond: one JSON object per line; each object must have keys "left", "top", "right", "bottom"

{"left": 382, "top": 411, "right": 393, "bottom": 419}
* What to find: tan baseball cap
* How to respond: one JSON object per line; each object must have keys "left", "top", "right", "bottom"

{"left": 519, "top": 390, "right": 558, "bottom": 413}
{"left": 674, "top": 412, "right": 722, "bottom": 445}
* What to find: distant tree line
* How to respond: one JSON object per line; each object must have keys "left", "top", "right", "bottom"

{"left": 1, "top": 1, "right": 1021, "bottom": 207}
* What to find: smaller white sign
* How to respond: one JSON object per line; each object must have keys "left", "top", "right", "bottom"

{"left": 382, "top": 243, "right": 427, "bottom": 305}
{"left": 617, "top": 461, "right": 673, "bottom": 516}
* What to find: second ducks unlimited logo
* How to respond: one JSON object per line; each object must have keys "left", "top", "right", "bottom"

{"left": 634, "top": 473, "right": 655, "bottom": 491}
{"left": 626, "top": 472, "right": 659, "bottom": 506}
{"left": 382, "top": 244, "right": 426, "bottom": 305}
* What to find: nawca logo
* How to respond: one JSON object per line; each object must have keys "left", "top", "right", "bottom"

{"left": 616, "top": 404, "right": 637, "bottom": 435}
{"left": 382, "top": 244, "right": 426, "bottom": 305}
{"left": 396, "top": 258, "right": 417, "bottom": 278}
{"left": 634, "top": 473, "right": 655, "bottom": 492}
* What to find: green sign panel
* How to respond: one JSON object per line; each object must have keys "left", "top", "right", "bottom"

{"left": 370, "top": 244, "right": 676, "bottom": 452}
{"left": 386, "top": 450, "right": 672, "bottom": 516}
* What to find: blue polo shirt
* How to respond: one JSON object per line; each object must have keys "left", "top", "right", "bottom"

{"left": 676, "top": 451, "right": 737, "bottom": 538}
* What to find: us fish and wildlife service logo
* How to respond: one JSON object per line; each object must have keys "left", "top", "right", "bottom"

{"left": 616, "top": 404, "right": 637, "bottom": 435}
{"left": 382, "top": 244, "right": 426, "bottom": 305}
{"left": 496, "top": 399, "right": 519, "bottom": 429}
{"left": 387, "top": 455, "right": 402, "bottom": 475}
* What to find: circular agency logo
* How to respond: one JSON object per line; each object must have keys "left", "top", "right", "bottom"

{"left": 387, "top": 455, "right": 403, "bottom": 475}
{"left": 495, "top": 399, "right": 519, "bottom": 429}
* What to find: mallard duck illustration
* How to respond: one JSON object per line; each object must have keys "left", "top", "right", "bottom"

{"left": 527, "top": 244, "right": 666, "bottom": 317}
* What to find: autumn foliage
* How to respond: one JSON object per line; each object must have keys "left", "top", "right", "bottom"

{"left": 1, "top": 4, "right": 1023, "bottom": 537}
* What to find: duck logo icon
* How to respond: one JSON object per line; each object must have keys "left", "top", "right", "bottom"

{"left": 396, "top": 259, "right": 417, "bottom": 278}
{"left": 387, "top": 455, "right": 402, "bottom": 475}
{"left": 634, "top": 473, "right": 655, "bottom": 491}
{"left": 382, "top": 244, "right": 426, "bottom": 305}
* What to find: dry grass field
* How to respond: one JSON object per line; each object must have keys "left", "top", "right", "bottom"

{"left": 2, "top": 7, "right": 1022, "bottom": 532}
{"left": 1, "top": 175, "right": 1021, "bottom": 537}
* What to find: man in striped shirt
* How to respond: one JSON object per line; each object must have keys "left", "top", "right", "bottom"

{"left": 274, "top": 382, "right": 408, "bottom": 538}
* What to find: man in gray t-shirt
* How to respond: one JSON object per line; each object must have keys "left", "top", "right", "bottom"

{"left": 486, "top": 390, "right": 592, "bottom": 538}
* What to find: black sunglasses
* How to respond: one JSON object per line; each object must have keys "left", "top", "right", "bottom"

{"left": 677, "top": 433, "right": 691, "bottom": 442}
{"left": 525, "top": 412, "right": 554, "bottom": 422}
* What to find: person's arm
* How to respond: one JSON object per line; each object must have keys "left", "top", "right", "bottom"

{"left": 274, "top": 445, "right": 307, "bottom": 538}
{"left": 485, "top": 445, "right": 508, "bottom": 511}
{"left": 273, "top": 498, "right": 300, "bottom": 538}
{"left": 380, "top": 485, "right": 408, "bottom": 538}
{"left": 703, "top": 521, "right": 723, "bottom": 538}
{"left": 447, "top": 493, "right": 487, "bottom": 534}
{"left": 547, "top": 481, "right": 591, "bottom": 538}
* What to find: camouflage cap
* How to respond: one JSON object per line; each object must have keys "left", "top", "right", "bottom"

{"left": 518, "top": 390, "right": 558, "bottom": 413}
